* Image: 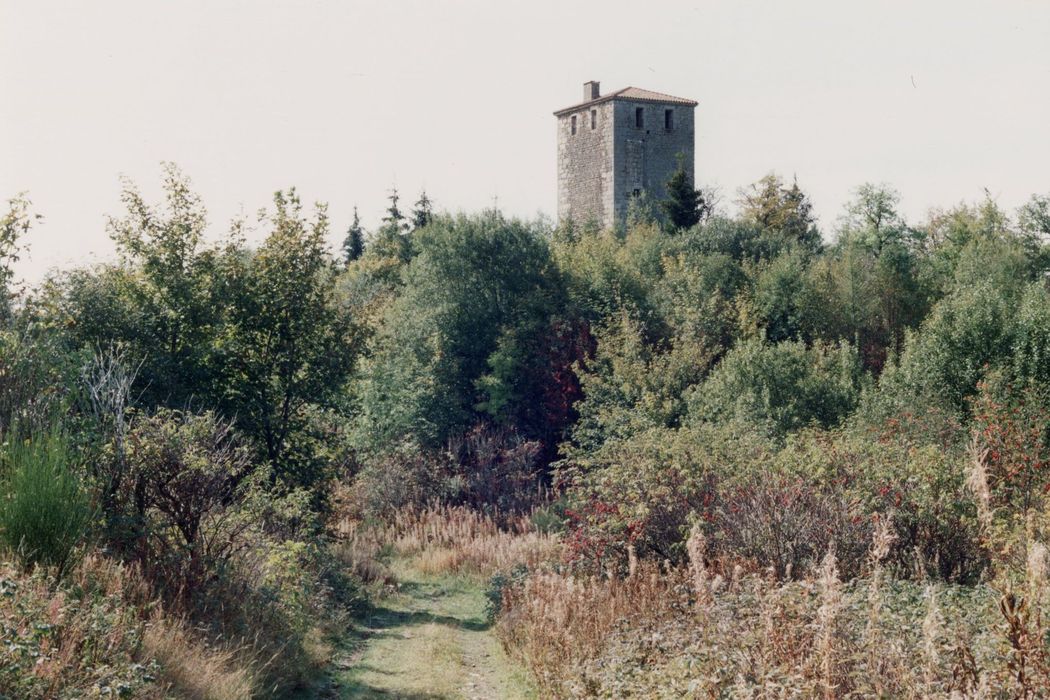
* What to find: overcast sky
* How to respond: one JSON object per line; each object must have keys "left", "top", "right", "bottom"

{"left": 3, "top": 0, "right": 1049, "bottom": 282}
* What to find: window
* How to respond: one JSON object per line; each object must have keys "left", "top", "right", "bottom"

{"left": 571, "top": 115, "right": 577, "bottom": 135}
{"left": 635, "top": 107, "right": 644, "bottom": 128}
{"left": 632, "top": 188, "right": 641, "bottom": 198}
{"left": 590, "top": 109, "right": 596, "bottom": 129}
{"left": 665, "top": 109, "right": 674, "bottom": 129}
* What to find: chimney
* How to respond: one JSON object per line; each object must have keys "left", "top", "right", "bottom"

{"left": 583, "top": 80, "right": 600, "bottom": 101}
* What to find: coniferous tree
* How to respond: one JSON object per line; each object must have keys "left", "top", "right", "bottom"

{"left": 382, "top": 187, "right": 407, "bottom": 231}
{"left": 343, "top": 206, "right": 365, "bottom": 263}
{"left": 661, "top": 162, "right": 706, "bottom": 230}
{"left": 412, "top": 190, "right": 434, "bottom": 230}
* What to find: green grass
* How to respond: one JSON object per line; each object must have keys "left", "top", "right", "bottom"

{"left": 321, "top": 559, "right": 535, "bottom": 699}
{"left": 0, "top": 427, "right": 91, "bottom": 578}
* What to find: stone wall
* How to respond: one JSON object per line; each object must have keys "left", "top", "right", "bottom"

{"left": 611, "top": 101, "right": 695, "bottom": 222}
{"left": 557, "top": 97, "right": 695, "bottom": 229}
{"left": 556, "top": 101, "right": 616, "bottom": 227}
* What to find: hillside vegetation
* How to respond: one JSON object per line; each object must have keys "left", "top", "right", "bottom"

{"left": 2, "top": 167, "right": 1050, "bottom": 697}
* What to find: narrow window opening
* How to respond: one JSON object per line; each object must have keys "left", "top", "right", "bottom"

{"left": 665, "top": 109, "right": 674, "bottom": 129}
{"left": 632, "top": 188, "right": 641, "bottom": 198}
{"left": 590, "top": 109, "right": 596, "bottom": 129}
{"left": 635, "top": 107, "right": 644, "bottom": 128}
{"left": 571, "top": 115, "right": 577, "bottom": 135}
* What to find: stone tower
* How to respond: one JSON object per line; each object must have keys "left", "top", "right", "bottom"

{"left": 555, "top": 80, "right": 697, "bottom": 229}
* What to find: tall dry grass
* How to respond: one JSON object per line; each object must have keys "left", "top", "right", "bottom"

{"left": 142, "top": 614, "right": 255, "bottom": 700}
{"left": 496, "top": 522, "right": 1050, "bottom": 699}
{"left": 335, "top": 505, "right": 560, "bottom": 578}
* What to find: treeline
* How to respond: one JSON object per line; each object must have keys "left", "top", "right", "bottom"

{"left": 1, "top": 162, "right": 1050, "bottom": 695}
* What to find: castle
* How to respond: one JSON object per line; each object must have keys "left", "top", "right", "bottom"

{"left": 555, "top": 80, "right": 697, "bottom": 229}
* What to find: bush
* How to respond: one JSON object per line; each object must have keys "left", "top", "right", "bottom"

{"left": 561, "top": 423, "right": 770, "bottom": 573}
{"left": 484, "top": 563, "right": 529, "bottom": 622}
{"left": 688, "top": 337, "right": 867, "bottom": 438}
{"left": 116, "top": 409, "right": 255, "bottom": 597}
{"left": 709, "top": 464, "right": 870, "bottom": 579}
{"left": 0, "top": 427, "right": 91, "bottom": 577}
{"left": 350, "top": 445, "right": 452, "bottom": 520}
{"left": 445, "top": 424, "right": 542, "bottom": 513}
{"left": 0, "top": 556, "right": 159, "bottom": 699}
{"left": 779, "top": 425, "right": 984, "bottom": 582}
{"left": 874, "top": 281, "right": 1012, "bottom": 415}
{"left": 0, "top": 330, "right": 77, "bottom": 436}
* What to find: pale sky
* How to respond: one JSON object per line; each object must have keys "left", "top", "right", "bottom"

{"left": 3, "top": 0, "right": 1049, "bottom": 282}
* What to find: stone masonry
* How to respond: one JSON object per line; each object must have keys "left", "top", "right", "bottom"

{"left": 555, "top": 81, "right": 697, "bottom": 229}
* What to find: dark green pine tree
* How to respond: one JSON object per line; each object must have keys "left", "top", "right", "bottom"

{"left": 661, "top": 162, "right": 706, "bottom": 231}
{"left": 412, "top": 190, "right": 434, "bottom": 230}
{"left": 382, "top": 187, "right": 407, "bottom": 230}
{"left": 342, "top": 206, "right": 365, "bottom": 263}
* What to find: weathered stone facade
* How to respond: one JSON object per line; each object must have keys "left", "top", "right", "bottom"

{"left": 555, "top": 81, "right": 697, "bottom": 229}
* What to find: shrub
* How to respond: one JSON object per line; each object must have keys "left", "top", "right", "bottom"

{"left": 484, "top": 563, "right": 529, "bottom": 623}
{"left": 0, "top": 556, "right": 159, "bottom": 699}
{"left": 0, "top": 330, "right": 76, "bottom": 436}
{"left": 688, "top": 337, "right": 867, "bottom": 438}
{"left": 709, "top": 465, "right": 870, "bottom": 579}
{"left": 874, "top": 281, "right": 1013, "bottom": 415}
{"left": 560, "top": 423, "right": 770, "bottom": 573}
{"left": 350, "top": 444, "right": 452, "bottom": 519}
{"left": 445, "top": 424, "right": 542, "bottom": 513}
{"left": 0, "top": 426, "right": 91, "bottom": 577}
{"left": 117, "top": 409, "right": 255, "bottom": 597}
{"left": 967, "top": 377, "right": 1050, "bottom": 571}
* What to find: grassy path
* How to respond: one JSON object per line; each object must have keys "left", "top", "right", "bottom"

{"left": 320, "top": 560, "right": 535, "bottom": 699}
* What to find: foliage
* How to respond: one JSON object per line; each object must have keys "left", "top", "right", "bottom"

{"left": 9, "top": 162, "right": 1050, "bottom": 699}
{"left": 570, "top": 312, "right": 714, "bottom": 451}
{"left": 355, "top": 212, "right": 565, "bottom": 451}
{"left": 968, "top": 376, "right": 1050, "bottom": 567}
{"left": 744, "top": 247, "right": 822, "bottom": 343}
{"left": 738, "top": 173, "right": 821, "bottom": 253}
{"left": 688, "top": 337, "right": 867, "bottom": 438}
{"left": 117, "top": 409, "right": 255, "bottom": 597}
{"left": 0, "top": 329, "right": 78, "bottom": 436}
{"left": 873, "top": 279, "right": 1050, "bottom": 417}
{"left": 660, "top": 161, "right": 707, "bottom": 230}
{"left": 0, "top": 557, "right": 159, "bottom": 699}
{"left": 342, "top": 205, "right": 365, "bottom": 263}
{"left": 212, "top": 189, "right": 358, "bottom": 488}
{"left": 497, "top": 559, "right": 1036, "bottom": 698}
{"left": 103, "top": 163, "right": 222, "bottom": 407}
{"left": 411, "top": 189, "right": 434, "bottom": 229}
{"left": 710, "top": 465, "right": 870, "bottom": 579}
{"left": 0, "top": 195, "right": 37, "bottom": 325}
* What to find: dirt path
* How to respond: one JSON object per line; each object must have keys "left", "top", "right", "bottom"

{"left": 321, "top": 561, "right": 535, "bottom": 699}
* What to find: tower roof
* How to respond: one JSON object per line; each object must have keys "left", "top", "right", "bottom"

{"left": 553, "top": 86, "right": 697, "bottom": 116}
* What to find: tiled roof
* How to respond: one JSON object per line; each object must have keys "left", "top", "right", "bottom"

{"left": 554, "top": 87, "right": 698, "bottom": 116}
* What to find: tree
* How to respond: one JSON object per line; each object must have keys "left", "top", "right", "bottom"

{"left": 739, "top": 173, "right": 821, "bottom": 252}
{"left": 370, "top": 187, "right": 412, "bottom": 262}
{"left": 356, "top": 213, "right": 565, "bottom": 451}
{"left": 102, "top": 164, "right": 221, "bottom": 407}
{"left": 0, "top": 195, "right": 36, "bottom": 326}
{"left": 412, "top": 190, "right": 434, "bottom": 230}
{"left": 382, "top": 187, "right": 407, "bottom": 230}
{"left": 822, "top": 184, "right": 927, "bottom": 369}
{"left": 839, "top": 183, "right": 908, "bottom": 255}
{"left": 688, "top": 337, "right": 867, "bottom": 438}
{"left": 214, "top": 189, "right": 358, "bottom": 487}
{"left": 661, "top": 162, "right": 707, "bottom": 230}
{"left": 1019, "top": 193, "right": 1050, "bottom": 239}
{"left": 343, "top": 206, "right": 365, "bottom": 263}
